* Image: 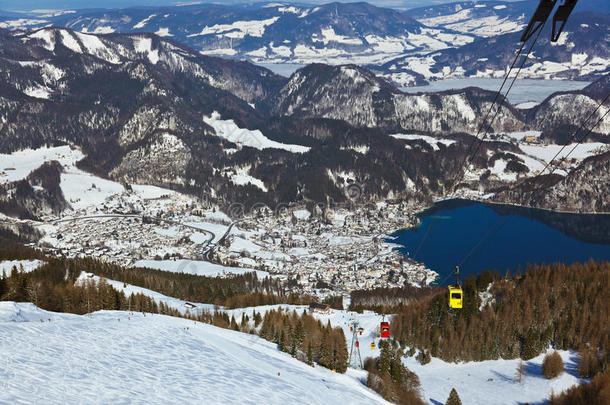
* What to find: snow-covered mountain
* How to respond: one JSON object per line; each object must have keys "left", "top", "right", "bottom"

{"left": 0, "top": 27, "right": 607, "bottom": 214}
{"left": 0, "top": 27, "right": 512, "bottom": 209}
{"left": 268, "top": 63, "right": 524, "bottom": 133}
{"left": 377, "top": 12, "right": 610, "bottom": 85}
{"left": 1, "top": 1, "right": 608, "bottom": 84}
{"left": 407, "top": 0, "right": 533, "bottom": 37}
{"left": 3, "top": 2, "right": 476, "bottom": 65}
{"left": 406, "top": 0, "right": 610, "bottom": 36}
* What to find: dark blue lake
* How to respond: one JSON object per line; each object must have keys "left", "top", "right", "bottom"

{"left": 389, "top": 199, "right": 610, "bottom": 285}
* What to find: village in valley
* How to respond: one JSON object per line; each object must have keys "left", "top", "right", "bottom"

{"left": 32, "top": 181, "right": 437, "bottom": 296}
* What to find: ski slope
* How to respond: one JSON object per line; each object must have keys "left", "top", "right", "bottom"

{"left": 0, "top": 302, "right": 387, "bottom": 404}
{"left": 133, "top": 259, "right": 269, "bottom": 278}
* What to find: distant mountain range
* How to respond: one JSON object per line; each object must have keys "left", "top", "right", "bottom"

{"left": 1, "top": 2, "right": 472, "bottom": 67}
{"left": 0, "top": 27, "right": 607, "bottom": 217}
{"left": 0, "top": 1, "right": 607, "bottom": 86}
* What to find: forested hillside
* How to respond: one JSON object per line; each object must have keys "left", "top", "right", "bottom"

{"left": 0, "top": 255, "right": 179, "bottom": 316}
{"left": 258, "top": 308, "right": 349, "bottom": 373}
{"left": 392, "top": 261, "right": 609, "bottom": 368}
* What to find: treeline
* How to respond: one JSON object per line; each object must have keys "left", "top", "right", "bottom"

{"left": 71, "top": 257, "right": 314, "bottom": 308}
{"left": 258, "top": 308, "right": 349, "bottom": 373}
{"left": 173, "top": 306, "right": 350, "bottom": 373}
{"left": 0, "top": 243, "right": 46, "bottom": 261}
{"left": 0, "top": 258, "right": 180, "bottom": 316}
{"left": 349, "top": 286, "right": 441, "bottom": 314}
{"left": 392, "top": 262, "right": 609, "bottom": 368}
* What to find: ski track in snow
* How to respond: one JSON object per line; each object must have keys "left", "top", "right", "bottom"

{"left": 0, "top": 292, "right": 586, "bottom": 405}
{"left": 0, "top": 302, "right": 388, "bottom": 404}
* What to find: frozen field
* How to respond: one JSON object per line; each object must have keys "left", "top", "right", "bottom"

{"left": 401, "top": 78, "right": 590, "bottom": 104}
{"left": 255, "top": 63, "right": 304, "bottom": 77}
{"left": 133, "top": 259, "right": 269, "bottom": 278}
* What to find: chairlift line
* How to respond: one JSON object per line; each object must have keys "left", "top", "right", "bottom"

{"left": 418, "top": 0, "right": 584, "bottom": 305}
{"left": 456, "top": 93, "right": 609, "bottom": 267}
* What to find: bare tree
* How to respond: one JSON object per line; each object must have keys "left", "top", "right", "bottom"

{"left": 515, "top": 359, "right": 526, "bottom": 384}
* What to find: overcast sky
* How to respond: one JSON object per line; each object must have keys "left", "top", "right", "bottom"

{"left": 0, "top": 0, "right": 518, "bottom": 13}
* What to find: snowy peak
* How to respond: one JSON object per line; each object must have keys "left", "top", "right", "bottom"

{"left": 2, "top": 2, "right": 473, "bottom": 65}
{"left": 5, "top": 27, "right": 285, "bottom": 105}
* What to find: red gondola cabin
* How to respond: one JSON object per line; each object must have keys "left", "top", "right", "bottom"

{"left": 380, "top": 322, "right": 390, "bottom": 338}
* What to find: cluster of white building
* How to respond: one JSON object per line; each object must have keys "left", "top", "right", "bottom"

{"left": 34, "top": 186, "right": 437, "bottom": 294}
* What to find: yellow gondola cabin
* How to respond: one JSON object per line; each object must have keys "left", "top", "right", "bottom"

{"left": 448, "top": 286, "right": 463, "bottom": 309}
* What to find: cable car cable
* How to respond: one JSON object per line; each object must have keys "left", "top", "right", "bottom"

{"left": 412, "top": 41, "right": 529, "bottom": 261}
{"left": 500, "top": 92, "right": 609, "bottom": 196}
{"left": 448, "top": 40, "right": 528, "bottom": 195}
{"left": 458, "top": 215, "right": 507, "bottom": 267}
{"left": 412, "top": 214, "right": 438, "bottom": 260}
{"left": 539, "top": 95, "right": 610, "bottom": 176}
{"left": 523, "top": 93, "right": 609, "bottom": 184}
{"left": 456, "top": 95, "right": 609, "bottom": 265}
{"left": 464, "top": 24, "right": 546, "bottom": 172}
{"left": 415, "top": 28, "right": 543, "bottom": 266}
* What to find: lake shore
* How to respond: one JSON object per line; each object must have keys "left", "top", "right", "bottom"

{"left": 387, "top": 198, "right": 610, "bottom": 282}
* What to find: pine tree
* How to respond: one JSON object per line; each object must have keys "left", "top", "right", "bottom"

{"left": 445, "top": 388, "right": 462, "bottom": 405}
{"left": 230, "top": 315, "right": 239, "bottom": 331}
{"left": 333, "top": 329, "right": 349, "bottom": 373}
{"left": 307, "top": 341, "right": 314, "bottom": 366}
{"left": 279, "top": 329, "right": 285, "bottom": 352}
{"left": 379, "top": 340, "right": 391, "bottom": 376}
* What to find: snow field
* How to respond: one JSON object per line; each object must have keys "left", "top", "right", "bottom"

{"left": 133, "top": 259, "right": 269, "bottom": 279}
{"left": 391, "top": 134, "right": 457, "bottom": 151}
{"left": 0, "top": 260, "right": 44, "bottom": 274}
{"left": 188, "top": 17, "right": 279, "bottom": 39}
{"left": 404, "top": 350, "right": 582, "bottom": 405}
{"left": 0, "top": 145, "right": 84, "bottom": 184}
{"left": 0, "top": 302, "right": 388, "bottom": 404}
{"left": 204, "top": 111, "right": 310, "bottom": 153}
{"left": 520, "top": 142, "right": 607, "bottom": 162}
